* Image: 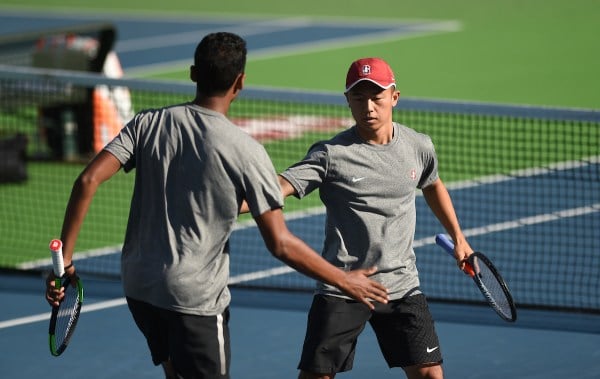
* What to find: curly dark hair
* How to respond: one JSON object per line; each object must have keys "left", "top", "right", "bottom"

{"left": 193, "top": 32, "right": 247, "bottom": 96}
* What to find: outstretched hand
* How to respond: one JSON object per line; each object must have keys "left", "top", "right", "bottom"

{"left": 339, "top": 267, "right": 389, "bottom": 309}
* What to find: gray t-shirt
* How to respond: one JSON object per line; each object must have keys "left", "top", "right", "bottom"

{"left": 281, "top": 123, "right": 438, "bottom": 300}
{"left": 104, "top": 103, "right": 283, "bottom": 315}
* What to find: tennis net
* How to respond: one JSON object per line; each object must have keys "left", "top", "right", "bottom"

{"left": 0, "top": 65, "right": 598, "bottom": 313}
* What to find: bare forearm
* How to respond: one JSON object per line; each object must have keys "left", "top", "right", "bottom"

{"left": 60, "top": 177, "right": 99, "bottom": 264}
{"left": 270, "top": 233, "right": 345, "bottom": 286}
{"left": 255, "top": 209, "right": 388, "bottom": 307}
{"left": 59, "top": 151, "right": 122, "bottom": 263}
{"left": 423, "top": 179, "right": 467, "bottom": 244}
{"left": 423, "top": 178, "right": 473, "bottom": 273}
{"left": 269, "top": 232, "right": 387, "bottom": 306}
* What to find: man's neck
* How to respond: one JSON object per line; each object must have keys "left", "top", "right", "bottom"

{"left": 356, "top": 122, "right": 394, "bottom": 145}
{"left": 193, "top": 95, "right": 231, "bottom": 116}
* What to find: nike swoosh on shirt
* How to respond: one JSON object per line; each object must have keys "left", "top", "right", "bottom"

{"left": 351, "top": 177, "right": 365, "bottom": 183}
{"left": 427, "top": 346, "right": 439, "bottom": 353}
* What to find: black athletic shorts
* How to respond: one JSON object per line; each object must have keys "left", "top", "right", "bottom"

{"left": 126, "top": 297, "right": 231, "bottom": 379}
{"left": 298, "top": 293, "right": 442, "bottom": 374}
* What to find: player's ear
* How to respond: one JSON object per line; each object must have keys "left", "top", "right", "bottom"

{"left": 391, "top": 88, "right": 400, "bottom": 105}
{"left": 190, "top": 65, "right": 197, "bottom": 83}
{"left": 232, "top": 72, "right": 245, "bottom": 95}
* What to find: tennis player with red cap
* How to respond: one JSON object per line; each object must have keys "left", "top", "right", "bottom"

{"left": 277, "top": 57, "right": 473, "bottom": 379}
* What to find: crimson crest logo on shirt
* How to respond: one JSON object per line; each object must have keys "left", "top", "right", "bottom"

{"left": 410, "top": 169, "right": 417, "bottom": 180}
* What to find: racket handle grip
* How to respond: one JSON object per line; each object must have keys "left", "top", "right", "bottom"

{"left": 435, "top": 234, "right": 455, "bottom": 256}
{"left": 435, "top": 234, "right": 475, "bottom": 277}
{"left": 49, "top": 239, "right": 65, "bottom": 278}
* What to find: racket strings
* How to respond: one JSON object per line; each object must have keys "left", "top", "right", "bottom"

{"left": 472, "top": 256, "right": 513, "bottom": 319}
{"left": 54, "top": 285, "right": 82, "bottom": 347}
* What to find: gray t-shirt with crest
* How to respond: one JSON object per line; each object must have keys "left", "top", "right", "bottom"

{"left": 281, "top": 122, "right": 438, "bottom": 300}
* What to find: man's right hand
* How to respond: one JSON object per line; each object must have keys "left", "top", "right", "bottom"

{"left": 339, "top": 267, "right": 389, "bottom": 309}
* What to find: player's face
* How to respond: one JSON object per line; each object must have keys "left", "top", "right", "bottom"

{"left": 345, "top": 82, "right": 399, "bottom": 139}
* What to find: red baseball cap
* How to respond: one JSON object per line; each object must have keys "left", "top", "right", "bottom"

{"left": 344, "top": 57, "right": 396, "bottom": 93}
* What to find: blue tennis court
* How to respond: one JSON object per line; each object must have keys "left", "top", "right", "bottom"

{"left": 1, "top": 273, "right": 600, "bottom": 379}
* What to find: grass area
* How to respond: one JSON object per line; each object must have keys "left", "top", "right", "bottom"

{"left": 0, "top": 162, "right": 132, "bottom": 265}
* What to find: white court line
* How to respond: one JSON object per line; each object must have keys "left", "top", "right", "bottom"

{"left": 2, "top": 202, "right": 599, "bottom": 330}
{"left": 0, "top": 265, "right": 294, "bottom": 329}
{"left": 17, "top": 244, "right": 123, "bottom": 271}
{"left": 123, "top": 18, "right": 462, "bottom": 76}
{"left": 116, "top": 18, "right": 320, "bottom": 52}
{"left": 0, "top": 313, "right": 51, "bottom": 329}
{"left": 414, "top": 203, "right": 600, "bottom": 246}
{"left": 0, "top": 298, "right": 127, "bottom": 330}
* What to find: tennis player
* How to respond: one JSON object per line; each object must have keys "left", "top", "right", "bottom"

{"left": 45, "top": 34, "right": 388, "bottom": 379}
{"left": 278, "top": 58, "right": 474, "bottom": 379}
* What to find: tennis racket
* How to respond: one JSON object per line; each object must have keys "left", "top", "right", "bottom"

{"left": 48, "top": 239, "right": 84, "bottom": 356}
{"left": 435, "top": 234, "right": 517, "bottom": 322}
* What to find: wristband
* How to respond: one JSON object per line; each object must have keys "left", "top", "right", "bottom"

{"left": 64, "top": 262, "right": 74, "bottom": 270}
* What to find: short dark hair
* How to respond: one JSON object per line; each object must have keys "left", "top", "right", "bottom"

{"left": 193, "top": 32, "right": 247, "bottom": 96}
